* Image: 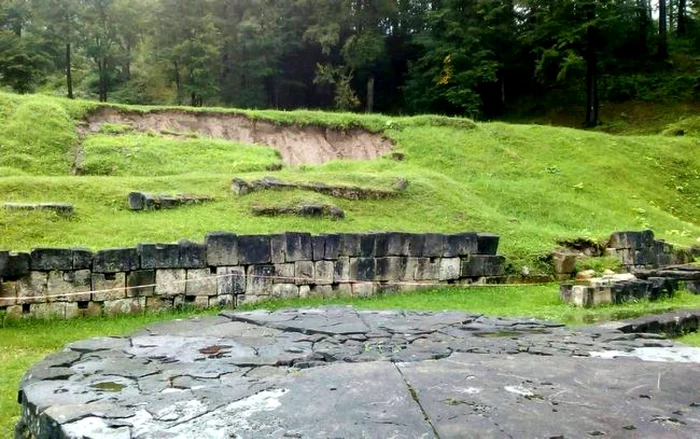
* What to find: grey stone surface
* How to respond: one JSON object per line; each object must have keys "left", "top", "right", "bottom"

{"left": 93, "top": 248, "right": 139, "bottom": 273}
{"left": 17, "top": 307, "right": 700, "bottom": 438}
{"left": 30, "top": 248, "right": 73, "bottom": 271}
{"left": 204, "top": 232, "right": 238, "bottom": 266}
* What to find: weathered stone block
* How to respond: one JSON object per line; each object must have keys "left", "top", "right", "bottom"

{"left": 3, "top": 304, "right": 23, "bottom": 321}
{"left": 312, "top": 235, "right": 327, "bottom": 260}
{"left": 79, "top": 302, "right": 103, "bottom": 318}
{"left": 205, "top": 232, "right": 238, "bottom": 266}
{"left": 334, "top": 283, "right": 353, "bottom": 298}
{"left": 91, "top": 272, "right": 126, "bottom": 301}
{"left": 352, "top": 282, "right": 377, "bottom": 298}
{"left": 217, "top": 266, "right": 246, "bottom": 296}
{"left": 294, "top": 261, "right": 315, "bottom": 285}
{"left": 236, "top": 294, "right": 262, "bottom": 306}
{"left": 104, "top": 298, "right": 145, "bottom": 316}
{"left": 552, "top": 250, "right": 577, "bottom": 275}
{"left": 311, "top": 285, "right": 333, "bottom": 298}
{"left": 284, "top": 232, "right": 312, "bottom": 262}
{"left": 374, "top": 233, "right": 389, "bottom": 257}
{"left": 146, "top": 297, "right": 173, "bottom": 312}
{"left": 407, "top": 258, "right": 438, "bottom": 281}
{"left": 477, "top": 233, "right": 500, "bottom": 255}
{"left": 592, "top": 287, "right": 613, "bottom": 306}
{"left": 273, "top": 263, "right": 295, "bottom": 284}
{"left": 127, "top": 270, "right": 155, "bottom": 297}
{"left": 185, "top": 269, "right": 217, "bottom": 296}
{"left": 30, "top": 249, "right": 73, "bottom": 271}
{"left": 323, "top": 234, "right": 341, "bottom": 259}
{"left": 386, "top": 233, "right": 410, "bottom": 256}
{"left": 0, "top": 280, "right": 17, "bottom": 306}
{"left": 444, "top": 233, "right": 478, "bottom": 257}
{"left": 154, "top": 269, "right": 186, "bottom": 297}
{"left": 30, "top": 302, "right": 67, "bottom": 319}
{"left": 176, "top": 240, "right": 206, "bottom": 269}
{"left": 337, "top": 233, "right": 360, "bottom": 257}
{"left": 138, "top": 244, "right": 180, "bottom": 269}
{"left": 461, "top": 255, "right": 506, "bottom": 278}
{"left": 211, "top": 294, "right": 235, "bottom": 307}
{"left": 635, "top": 248, "right": 658, "bottom": 266}
{"left": 184, "top": 296, "right": 210, "bottom": 309}
{"left": 238, "top": 235, "right": 272, "bottom": 265}
{"left": 272, "top": 283, "right": 299, "bottom": 299}
{"left": 571, "top": 285, "right": 593, "bottom": 307}
{"left": 247, "top": 265, "right": 275, "bottom": 296}
{"left": 439, "top": 258, "right": 461, "bottom": 281}
{"left": 270, "top": 234, "right": 286, "bottom": 263}
{"left": 334, "top": 257, "right": 350, "bottom": 282}
{"left": 350, "top": 258, "right": 376, "bottom": 282}
{"left": 299, "top": 285, "right": 311, "bottom": 299}
{"left": 314, "top": 261, "right": 334, "bottom": 285}
{"left": 376, "top": 257, "right": 407, "bottom": 282}
{"left": 72, "top": 249, "right": 94, "bottom": 270}
{"left": 93, "top": 248, "right": 139, "bottom": 273}
{"left": 17, "top": 271, "right": 48, "bottom": 304}
{"left": 48, "top": 270, "right": 91, "bottom": 302}
{"left": 407, "top": 234, "right": 425, "bottom": 257}
{"left": 687, "top": 281, "right": 700, "bottom": 295}
{"left": 359, "top": 234, "right": 376, "bottom": 257}
{"left": 0, "top": 251, "right": 7, "bottom": 277}
{"left": 423, "top": 234, "right": 445, "bottom": 257}
{"left": 1, "top": 252, "right": 30, "bottom": 279}
{"left": 64, "top": 302, "right": 79, "bottom": 319}
{"left": 608, "top": 230, "right": 654, "bottom": 249}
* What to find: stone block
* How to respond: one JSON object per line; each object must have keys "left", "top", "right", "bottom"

{"left": 407, "top": 234, "right": 425, "bottom": 257}
{"left": 205, "top": 232, "right": 238, "bottom": 266}
{"left": 608, "top": 230, "right": 654, "bottom": 249}
{"left": 247, "top": 265, "right": 275, "bottom": 296}
{"left": 274, "top": 263, "right": 295, "bottom": 284}
{"left": 1, "top": 252, "right": 30, "bottom": 279}
{"left": 17, "top": 271, "right": 48, "bottom": 304}
{"left": 184, "top": 296, "right": 210, "bottom": 309}
{"left": 127, "top": 270, "right": 155, "bottom": 297}
{"left": 350, "top": 258, "right": 376, "bottom": 282}
{"left": 238, "top": 235, "right": 272, "bottom": 265}
{"left": 0, "top": 250, "right": 7, "bottom": 277}
{"left": 571, "top": 285, "right": 593, "bottom": 307}
{"left": 217, "top": 266, "right": 246, "bottom": 296}
{"left": 461, "top": 255, "right": 506, "bottom": 278}
{"left": 0, "top": 280, "right": 17, "bottom": 306}
{"left": 559, "top": 284, "right": 573, "bottom": 303}
{"left": 314, "top": 261, "right": 335, "bottom": 285}
{"left": 374, "top": 233, "right": 389, "bottom": 257}
{"left": 352, "top": 282, "right": 377, "bottom": 298}
{"left": 407, "top": 258, "right": 438, "bottom": 281}
{"left": 294, "top": 261, "right": 315, "bottom": 285}
{"left": 477, "top": 233, "right": 500, "bottom": 255}
{"left": 334, "top": 257, "right": 350, "bottom": 282}
{"left": 211, "top": 294, "right": 235, "bottom": 308}
{"left": 93, "top": 248, "right": 139, "bottom": 273}
{"left": 138, "top": 244, "right": 180, "bottom": 269}
{"left": 270, "top": 234, "right": 286, "bottom": 263}
{"left": 91, "top": 272, "right": 126, "bottom": 301}
{"left": 154, "top": 269, "right": 186, "bottom": 297}
{"left": 311, "top": 285, "right": 333, "bottom": 298}
{"left": 423, "top": 234, "right": 445, "bottom": 257}
{"left": 687, "top": 281, "right": 700, "bottom": 295}
{"left": 312, "top": 235, "right": 327, "bottom": 260}
{"left": 334, "top": 283, "right": 353, "bottom": 298}
{"left": 359, "top": 234, "right": 376, "bottom": 257}
{"left": 323, "top": 234, "right": 341, "bottom": 259}
{"left": 30, "top": 249, "right": 73, "bottom": 271}
{"left": 30, "top": 302, "right": 67, "bottom": 319}
{"left": 552, "top": 250, "right": 577, "bottom": 275}
{"left": 284, "top": 232, "right": 312, "bottom": 262}
{"left": 3, "top": 304, "right": 23, "bottom": 321}
{"left": 146, "top": 297, "right": 173, "bottom": 312}
{"left": 592, "top": 287, "right": 613, "bottom": 306}
{"left": 299, "top": 285, "right": 311, "bottom": 299}
{"left": 185, "top": 269, "right": 217, "bottom": 296}
{"left": 338, "top": 233, "right": 360, "bottom": 257}
{"left": 177, "top": 240, "right": 206, "bottom": 268}
{"left": 79, "top": 302, "right": 103, "bottom": 318}
{"left": 64, "top": 302, "right": 80, "bottom": 319}
{"left": 376, "top": 257, "right": 408, "bottom": 282}
{"left": 72, "top": 249, "right": 94, "bottom": 270}
{"left": 386, "top": 232, "right": 410, "bottom": 256}
{"left": 444, "top": 233, "right": 478, "bottom": 257}
{"left": 104, "top": 298, "right": 145, "bottom": 316}
{"left": 48, "top": 270, "right": 91, "bottom": 302}
{"left": 439, "top": 258, "right": 461, "bottom": 281}
{"left": 272, "top": 283, "right": 299, "bottom": 299}
{"left": 236, "top": 294, "right": 262, "bottom": 306}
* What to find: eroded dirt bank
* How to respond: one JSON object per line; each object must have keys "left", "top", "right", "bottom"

{"left": 84, "top": 108, "right": 393, "bottom": 166}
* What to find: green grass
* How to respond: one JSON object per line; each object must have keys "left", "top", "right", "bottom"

{"left": 678, "top": 331, "right": 700, "bottom": 347}
{"left": 2, "top": 284, "right": 700, "bottom": 434}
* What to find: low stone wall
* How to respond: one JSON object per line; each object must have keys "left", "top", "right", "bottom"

{"left": 0, "top": 232, "right": 504, "bottom": 319}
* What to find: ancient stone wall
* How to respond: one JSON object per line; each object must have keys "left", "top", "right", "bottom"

{"left": 0, "top": 232, "right": 503, "bottom": 319}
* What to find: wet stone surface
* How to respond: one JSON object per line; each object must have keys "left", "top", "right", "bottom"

{"left": 17, "top": 307, "right": 700, "bottom": 438}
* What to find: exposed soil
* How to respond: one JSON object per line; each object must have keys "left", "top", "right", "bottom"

{"left": 83, "top": 108, "right": 393, "bottom": 166}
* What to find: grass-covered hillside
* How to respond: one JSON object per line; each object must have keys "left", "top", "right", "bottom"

{"left": 0, "top": 91, "right": 699, "bottom": 269}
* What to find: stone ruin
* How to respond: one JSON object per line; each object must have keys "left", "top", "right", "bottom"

{"left": 231, "top": 176, "right": 408, "bottom": 199}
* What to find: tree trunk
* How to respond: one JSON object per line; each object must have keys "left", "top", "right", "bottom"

{"left": 66, "top": 43, "right": 73, "bottom": 99}
{"left": 636, "top": 0, "right": 648, "bottom": 54}
{"left": 585, "top": 5, "right": 599, "bottom": 127}
{"left": 174, "top": 62, "right": 182, "bottom": 105}
{"left": 366, "top": 74, "right": 375, "bottom": 113}
{"left": 658, "top": 0, "right": 668, "bottom": 58}
{"left": 678, "top": 0, "right": 687, "bottom": 36}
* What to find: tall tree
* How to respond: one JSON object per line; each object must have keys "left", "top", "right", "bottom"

{"left": 659, "top": 0, "right": 669, "bottom": 58}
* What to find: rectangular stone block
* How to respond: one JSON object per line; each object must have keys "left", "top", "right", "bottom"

{"left": 592, "top": 287, "right": 613, "bottom": 306}
{"left": 461, "top": 255, "right": 506, "bottom": 278}
{"left": 311, "top": 285, "right": 333, "bottom": 298}
{"left": 350, "top": 258, "right": 376, "bottom": 281}
{"left": 179, "top": 240, "right": 207, "bottom": 268}
{"left": 0, "top": 250, "right": 7, "bottom": 277}
{"left": 439, "top": 258, "right": 461, "bottom": 281}
{"left": 127, "top": 270, "right": 155, "bottom": 297}
{"left": 634, "top": 248, "right": 658, "bottom": 266}
{"left": 312, "top": 235, "right": 327, "bottom": 260}
{"left": 138, "top": 244, "right": 180, "bottom": 269}
{"left": 154, "top": 269, "right": 186, "bottom": 297}
{"left": 608, "top": 230, "right": 654, "bottom": 249}
{"left": 186, "top": 269, "right": 217, "bottom": 296}
{"left": 359, "top": 234, "right": 376, "bottom": 257}
{"left": 3, "top": 304, "right": 23, "bottom": 321}
{"left": 30, "top": 248, "right": 73, "bottom": 271}
{"left": 407, "top": 234, "right": 425, "bottom": 257}
{"left": 407, "top": 258, "right": 438, "bottom": 281}
{"left": 323, "top": 234, "right": 341, "bottom": 259}
{"left": 184, "top": 296, "right": 210, "bottom": 309}
{"left": 477, "top": 233, "right": 500, "bottom": 255}
{"left": 238, "top": 235, "right": 272, "bottom": 264}
{"left": 352, "top": 282, "right": 377, "bottom": 298}
{"left": 334, "top": 257, "right": 350, "bottom": 282}
{"left": 374, "top": 233, "right": 389, "bottom": 257}
{"left": 205, "top": 232, "right": 238, "bottom": 266}
{"left": 93, "top": 248, "right": 139, "bottom": 273}
{"left": 314, "top": 260, "right": 335, "bottom": 285}
{"left": 30, "top": 302, "right": 67, "bottom": 319}
{"left": 272, "top": 283, "right": 299, "bottom": 299}
{"left": 146, "top": 297, "right": 173, "bottom": 312}
{"left": 72, "top": 249, "right": 94, "bottom": 270}
{"left": 571, "top": 285, "right": 594, "bottom": 307}
{"left": 386, "top": 233, "right": 410, "bottom": 256}
{"left": 270, "top": 234, "right": 286, "bottom": 263}
{"left": 376, "top": 257, "right": 407, "bottom": 282}
{"left": 338, "top": 233, "right": 360, "bottom": 257}
{"left": 294, "top": 261, "right": 315, "bottom": 285}
{"left": 284, "top": 232, "right": 312, "bottom": 262}
{"left": 104, "top": 298, "right": 145, "bottom": 316}
{"left": 299, "top": 285, "right": 311, "bottom": 299}
{"left": 236, "top": 294, "right": 262, "bottom": 306}
{"left": 273, "top": 263, "right": 295, "bottom": 284}
{"left": 1, "top": 252, "right": 30, "bottom": 280}
{"left": 210, "top": 294, "right": 234, "bottom": 308}
{"left": 423, "top": 234, "right": 445, "bottom": 257}
{"left": 217, "top": 266, "right": 246, "bottom": 296}
{"left": 334, "top": 283, "right": 353, "bottom": 298}
{"left": 64, "top": 302, "right": 79, "bottom": 319}
{"left": 92, "top": 272, "right": 126, "bottom": 301}
{"left": 0, "top": 280, "right": 17, "bottom": 306}
{"left": 17, "top": 271, "right": 48, "bottom": 304}
{"left": 444, "top": 233, "right": 478, "bottom": 257}
{"left": 48, "top": 270, "right": 91, "bottom": 302}
{"left": 247, "top": 265, "right": 275, "bottom": 296}
{"left": 78, "top": 302, "right": 103, "bottom": 318}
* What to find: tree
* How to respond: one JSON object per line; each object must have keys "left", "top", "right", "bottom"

{"left": 82, "top": 0, "right": 120, "bottom": 102}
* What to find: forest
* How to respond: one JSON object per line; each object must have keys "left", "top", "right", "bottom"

{"left": 1, "top": 0, "right": 699, "bottom": 125}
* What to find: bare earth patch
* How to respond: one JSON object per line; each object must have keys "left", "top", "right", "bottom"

{"left": 83, "top": 108, "right": 393, "bottom": 166}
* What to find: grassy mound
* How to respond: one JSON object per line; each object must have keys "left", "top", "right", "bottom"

{"left": 0, "top": 91, "right": 699, "bottom": 269}
{"left": 663, "top": 116, "right": 700, "bottom": 137}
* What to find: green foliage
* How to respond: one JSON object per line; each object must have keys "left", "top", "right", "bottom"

{"left": 663, "top": 116, "right": 700, "bottom": 137}
{"left": 574, "top": 256, "right": 623, "bottom": 275}
{"left": 98, "top": 122, "right": 133, "bottom": 134}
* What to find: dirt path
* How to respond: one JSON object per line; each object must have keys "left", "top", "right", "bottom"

{"left": 84, "top": 108, "right": 393, "bottom": 166}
